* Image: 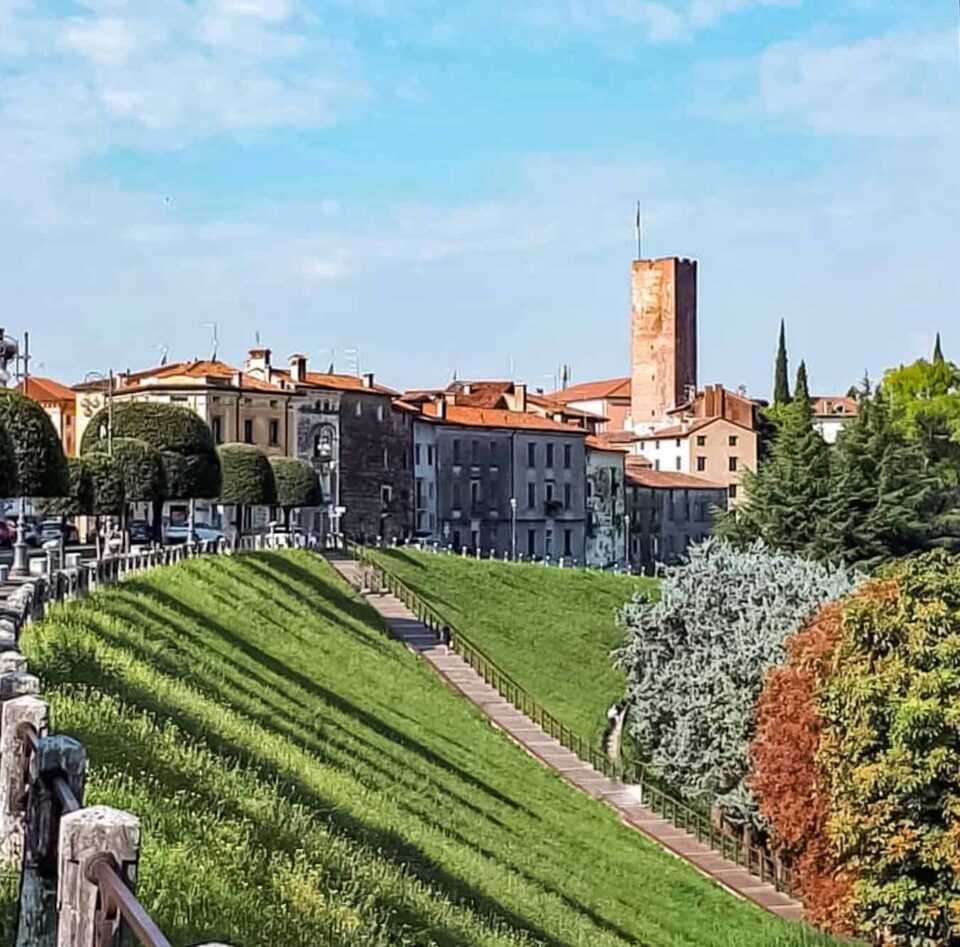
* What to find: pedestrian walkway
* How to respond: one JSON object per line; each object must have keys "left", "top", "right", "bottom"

{"left": 327, "top": 555, "right": 804, "bottom": 922}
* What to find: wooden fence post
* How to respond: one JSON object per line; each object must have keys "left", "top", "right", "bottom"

{"left": 0, "top": 695, "right": 48, "bottom": 865}
{"left": 17, "top": 735, "right": 86, "bottom": 947}
{"left": 58, "top": 805, "right": 139, "bottom": 947}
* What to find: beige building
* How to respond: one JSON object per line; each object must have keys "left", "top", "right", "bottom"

{"left": 16, "top": 377, "right": 79, "bottom": 456}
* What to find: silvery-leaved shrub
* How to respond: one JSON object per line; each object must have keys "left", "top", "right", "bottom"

{"left": 615, "top": 537, "right": 860, "bottom": 830}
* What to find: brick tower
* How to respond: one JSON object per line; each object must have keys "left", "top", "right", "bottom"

{"left": 629, "top": 257, "right": 697, "bottom": 430}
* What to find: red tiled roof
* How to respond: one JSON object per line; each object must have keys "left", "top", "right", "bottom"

{"left": 420, "top": 402, "right": 585, "bottom": 434}
{"left": 117, "top": 360, "right": 287, "bottom": 394}
{"left": 527, "top": 393, "right": 605, "bottom": 420}
{"left": 810, "top": 396, "right": 859, "bottom": 418}
{"left": 549, "top": 377, "right": 631, "bottom": 403}
{"left": 626, "top": 468, "right": 725, "bottom": 490}
{"left": 17, "top": 377, "right": 76, "bottom": 403}
{"left": 275, "top": 368, "right": 398, "bottom": 396}
{"left": 586, "top": 435, "right": 628, "bottom": 453}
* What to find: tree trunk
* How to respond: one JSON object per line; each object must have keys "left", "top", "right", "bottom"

{"left": 152, "top": 498, "right": 164, "bottom": 544}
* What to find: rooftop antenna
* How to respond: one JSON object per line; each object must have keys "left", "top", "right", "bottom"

{"left": 154, "top": 343, "right": 169, "bottom": 366}
{"left": 559, "top": 364, "right": 571, "bottom": 390}
{"left": 255, "top": 330, "right": 261, "bottom": 346}
{"left": 203, "top": 322, "right": 219, "bottom": 361}
{"left": 345, "top": 347, "right": 360, "bottom": 377}
{"left": 508, "top": 356, "right": 515, "bottom": 379}
{"left": 634, "top": 200, "right": 643, "bottom": 260}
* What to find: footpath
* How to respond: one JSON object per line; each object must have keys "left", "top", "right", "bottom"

{"left": 327, "top": 555, "right": 804, "bottom": 922}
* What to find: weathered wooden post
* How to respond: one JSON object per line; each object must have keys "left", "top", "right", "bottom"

{"left": 0, "top": 695, "right": 48, "bottom": 864}
{"left": 18, "top": 735, "right": 86, "bottom": 947}
{"left": 58, "top": 805, "right": 136, "bottom": 947}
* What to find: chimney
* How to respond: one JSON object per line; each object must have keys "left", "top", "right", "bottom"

{"left": 247, "top": 347, "right": 271, "bottom": 376}
{"left": 232, "top": 370, "right": 243, "bottom": 389}
{"left": 289, "top": 353, "right": 307, "bottom": 384}
{"left": 436, "top": 398, "right": 447, "bottom": 419}
{"left": 445, "top": 390, "right": 458, "bottom": 407}
{"left": 362, "top": 372, "right": 374, "bottom": 389}
{"left": 513, "top": 382, "right": 527, "bottom": 412}
{"left": 462, "top": 383, "right": 472, "bottom": 395}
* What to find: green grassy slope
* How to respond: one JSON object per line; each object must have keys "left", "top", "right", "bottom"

{"left": 370, "top": 549, "right": 655, "bottom": 743}
{"left": 20, "top": 552, "right": 834, "bottom": 947}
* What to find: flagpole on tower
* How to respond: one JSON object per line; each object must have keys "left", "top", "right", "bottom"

{"left": 635, "top": 200, "right": 643, "bottom": 260}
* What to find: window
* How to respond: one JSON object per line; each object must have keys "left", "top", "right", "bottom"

{"left": 243, "top": 419, "right": 253, "bottom": 443}
{"left": 269, "top": 400, "right": 278, "bottom": 409}
{"left": 428, "top": 481, "right": 435, "bottom": 499}
{"left": 453, "top": 439, "right": 461, "bottom": 464}
{"left": 268, "top": 419, "right": 280, "bottom": 446}
{"left": 452, "top": 529, "right": 461, "bottom": 549}
{"left": 470, "top": 480, "right": 481, "bottom": 507}
{"left": 527, "top": 442, "right": 536, "bottom": 467}
{"left": 355, "top": 401, "right": 362, "bottom": 417}
{"left": 383, "top": 447, "right": 389, "bottom": 469}
{"left": 728, "top": 456, "right": 738, "bottom": 472}
{"left": 527, "top": 482, "right": 536, "bottom": 508}
{"left": 471, "top": 440, "right": 479, "bottom": 462}
{"left": 654, "top": 440, "right": 660, "bottom": 450}
{"left": 416, "top": 480, "right": 424, "bottom": 505}
{"left": 728, "top": 435, "right": 738, "bottom": 447}
{"left": 729, "top": 484, "right": 738, "bottom": 499}
{"left": 654, "top": 459, "right": 661, "bottom": 471}
{"left": 453, "top": 483, "right": 462, "bottom": 509}
{"left": 427, "top": 445, "right": 435, "bottom": 466}
{"left": 380, "top": 484, "right": 393, "bottom": 504}
{"left": 696, "top": 435, "right": 706, "bottom": 447}
{"left": 546, "top": 443, "right": 554, "bottom": 468}
{"left": 545, "top": 481, "right": 555, "bottom": 503}
{"left": 675, "top": 457, "right": 682, "bottom": 471}
{"left": 586, "top": 480, "right": 593, "bottom": 499}
{"left": 211, "top": 416, "right": 223, "bottom": 444}
{"left": 563, "top": 483, "right": 572, "bottom": 507}
{"left": 563, "top": 444, "right": 572, "bottom": 469}
{"left": 675, "top": 438, "right": 681, "bottom": 447}
{"left": 563, "top": 528, "right": 572, "bottom": 557}
{"left": 403, "top": 451, "right": 409, "bottom": 470}
{"left": 471, "top": 528, "right": 479, "bottom": 550}
{"left": 545, "top": 528, "right": 553, "bottom": 558}
{"left": 377, "top": 404, "right": 384, "bottom": 421}
{"left": 414, "top": 444, "right": 421, "bottom": 465}
{"left": 527, "top": 529, "right": 536, "bottom": 557}
{"left": 490, "top": 440, "right": 498, "bottom": 459}
{"left": 696, "top": 456, "right": 706, "bottom": 472}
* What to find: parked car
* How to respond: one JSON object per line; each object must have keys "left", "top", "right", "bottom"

{"left": 127, "top": 519, "right": 152, "bottom": 544}
{"left": 6, "top": 517, "right": 41, "bottom": 547}
{"left": 39, "top": 520, "right": 79, "bottom": 545}
{"left": 0, "top": 520, "right": 12, "bottom": 548}
{"left": 164, "top": 524, "right": 225, "bottom": 545}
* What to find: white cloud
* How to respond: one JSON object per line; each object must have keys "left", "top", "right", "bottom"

{"left": 700, "top": 31, "right": 960, "bottom": 136}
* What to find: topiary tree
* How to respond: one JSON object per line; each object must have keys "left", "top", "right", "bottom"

{"left": 35, "top": 457, "right": 95, "bottom": 560}
{"left": 85, "top": 452, "right": 125, "bottom": 558}
{"left": 0, "top": 389, "right": 69, "bottom": 498}
{"left": 0, "top": 417, "right": 16, "bottom": 498}
{"left": 218, "top": 444, "right": 276, "bottom": 537}
{"left": 269, "top": 457, "right": 322, "bottom": 528}
{"left": 753, "top": 554, "right": 960, "bottom": 944}
{"left": 615, "top": 537, "right": 859, "bottom": 830}
{"left": 81, "top": 402, "right": 221, "bottom": 539}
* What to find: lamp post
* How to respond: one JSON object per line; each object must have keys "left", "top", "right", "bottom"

{"left": 623, "top": 512, "right": 631, "bottom": 573}
{"left": 10, "top": 332, "right": 30, "bottom": 576}
{"left": 509, "top": 496, "right": 517, "bottom": 561}
{"left": 83, "top": 370, "right": 114, "bottom": 456}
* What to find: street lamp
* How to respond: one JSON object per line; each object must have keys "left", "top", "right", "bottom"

{"left": 509, "top": 497, "right": 518, "bottom": 561}
{"left": 623, "top": 512, "right": 631, "bottom": 573}
{"left": 83, "top": 370, "right": 114, "bottom": 456}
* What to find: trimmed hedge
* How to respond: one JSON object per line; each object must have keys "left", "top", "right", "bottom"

{"left": 80, "top": 402, "right": 220, "bottom": 500}
{"left": 36, "top": 457, "right": 94, "bottom": 518}
{"left": 85, "top": 453, "right": 125, "bottom": 516}
{"left": 217, "top": 444, "right": 277, "bottom": 506}
{"left": 269, "top": 457, "right": 322, "bottom": 509}
{"left": 0, "top": 418, "right": 16, "bottom": 497}
{"left": 0, "top": 389, "right": 69, "bottom": 498}
{"left": 113, "top": 438, "right": 166, "bottom": 503}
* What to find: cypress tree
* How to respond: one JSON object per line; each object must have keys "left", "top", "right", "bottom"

{"left": 933, "top": 332, "right": 945, "bottom": 364}
{"left": 773, "top": 319, "right": 791, "bottom": 405}
{"left": 794, "top": 359, "right": 810, "bottom": 406}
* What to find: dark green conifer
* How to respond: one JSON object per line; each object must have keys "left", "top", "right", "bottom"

{"left": 773, "top": 319, "right": 791, "bottom": 405}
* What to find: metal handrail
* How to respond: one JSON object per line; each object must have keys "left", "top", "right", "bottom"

{"left": 20, "top": 724, "right": 173, "bottom": 947}
{"left": 350, "top": 543, "right": 797, "bottom": 898}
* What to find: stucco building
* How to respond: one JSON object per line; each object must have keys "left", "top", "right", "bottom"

{"left": 810, "top": 395, "right": 859, "bottom": 444}
{"left": 585, "top": 437, "right": 626, "bottom": 568}
{"left": 16, "top": 377, "right": 78, "bottom": 456}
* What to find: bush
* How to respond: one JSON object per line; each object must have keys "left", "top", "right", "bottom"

{"left": 269, "top": 457, "right": 322, "bottom": 510}
{"left": 36, "top": 458, "right": 94, "bottom": 518}
{"left": 112, "top": 438, "right": 166, "bottom": 504}
{"left": 0, "top": 418, "right": 16, "bottom": 497}
{"left": 85, "top": 453, "right": 125, "bottom": 516}
{"left": 753, "top": 554, "right": 960, "bottom": 943}
{"left": 616, "top": 538, "right": 859, "bottom": 828}
{"left": 0, "top": 389, "right": 68, "bottom": 498}
{"left": 81, "top": 402, "right": 220, "bottom": 500}
{"left": 218, "top": 444, "right": 277, "bottom": 506}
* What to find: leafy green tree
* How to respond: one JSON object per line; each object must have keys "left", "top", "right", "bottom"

{"left": 112, "top": 438, "right": 166, "bottom": 504}
{"left": 0, "top": 389, "right": 69, "bottom": 498}
{"left": 218, "top": 444, "right": 277, "bottom": 536}
{"left": 773, "top": 319, "right": 791, "bottom": 406}
{"left": 616, "top": 538, "right": 859, "bottom": 829}
{"left": 717, "top": 383, "right": 831, "bottom": 557}
{"left": 0, "top": 417, "right": 16, "bottom": 498}
{"left": 822, "top": 386, "right": 941, "bottom": 568}
{"left": 84, "top": 452, "right": 125, "bottom": 558}
{"left": 269, "top": 457, "right": 322, "bottom": 528}
{"left": 36, "top": 457, "right": 93, "bottom": 518}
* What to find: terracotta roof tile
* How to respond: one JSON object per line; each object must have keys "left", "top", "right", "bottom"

{"left": 626, "top": 468, "right": 726, "bottom": 490}
{"left": 117, "top": 360, "right": 287, "bottom": 394}
{"left": 549, "top": 377, "right": 631, "bottom": 403}
{"left": 276, "top": 368, "right": 398, "bottom": 395}
{"left": 16, "top": 377, "right": 76, "bottom": 402}
{"left": 586, "top": 435, "right": 628, "bottom": 453}
{"left": 810, "top": 395, "right": 859, "bottom": 417}
{"left": 420, "top": 403, "right": 585, "bottom": 434}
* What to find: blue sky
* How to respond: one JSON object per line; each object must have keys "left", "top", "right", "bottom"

{"left": 1, "top": 0, "right": 957, "bottom": 398}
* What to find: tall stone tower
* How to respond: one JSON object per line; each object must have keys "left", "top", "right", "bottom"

{"left": 629, "top": 257, "right": 697, "bottom": 429}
